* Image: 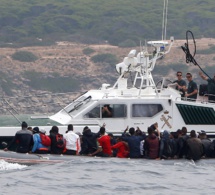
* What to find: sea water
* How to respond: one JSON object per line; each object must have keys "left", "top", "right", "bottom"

{"left": 0, "top": 157, "right": 215, "bottom": 195}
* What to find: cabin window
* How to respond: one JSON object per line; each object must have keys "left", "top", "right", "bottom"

{"left": 132, "top": 104, "right": 163, "bottom": 117}
{"left": 84, "top": 104, "right": 127, "bottom": 118}
{"left": 84, "top": 106, "right": 100, "bottom": 118}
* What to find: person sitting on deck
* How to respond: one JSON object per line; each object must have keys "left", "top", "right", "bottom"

{"left": 4, "top": 121, "right": 33, "bottom": 153}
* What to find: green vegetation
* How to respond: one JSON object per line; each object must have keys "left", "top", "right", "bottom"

{"left": 91, "top": 53, "right": 118, "bottom": 65}
{"left": 11, "top": 51, "right": 38, "bottom": 62}
{"left": 154, "top": 63, "right": 189, "bottom": 77}
{"left": 23, "top": 71, "right": 79, "bottom": 92}
{"left": 197, "top": 45, "right": 215, "bottom": 54}
{"left": 0, "top": 71, "right": 15, "bottom": 96}
{"left": 82, "top": 47, "right": 95, "bottom": 55}
{"left": 0, "top": 0, "right": 215, "bottom": 47}
{"left": 118, "top": 39, "right": 137, "bottom": 48}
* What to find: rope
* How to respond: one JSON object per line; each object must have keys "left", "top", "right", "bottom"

{"left": 181, "top": 30, "right": 212, "bottom": 80}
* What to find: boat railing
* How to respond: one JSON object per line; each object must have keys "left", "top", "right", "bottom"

{"left": 175, "top": 96, "right": 215, "bottom": 105}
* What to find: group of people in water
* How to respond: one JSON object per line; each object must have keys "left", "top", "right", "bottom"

{"left": 3, "top": 121, "right": 215, "bottom": 161}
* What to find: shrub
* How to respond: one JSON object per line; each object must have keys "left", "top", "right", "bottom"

{"left": 23, "top": 71, "right": 79, "bottom": 93}
{"left": 82, "top": 47, "right": 95, "bottom": 55}
{"left": 196, "top": 45, "right": 215, "bottom": 54}
{"left": 118, "top": 39, "right": 137, "bottom": 48}
{"left": 91, "top": 53, "right": 118, "bottom": 64}
{"left": 11, "top": 51, "right": 38, "bottom": 62}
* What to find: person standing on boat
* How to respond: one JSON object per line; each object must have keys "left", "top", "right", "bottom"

{"left": 63, "top": 124, "right": 81, "bottom": 155}
{"left": 185, "top": 73, "right": 198, "bottom": 101}
{"left": 4, "top": 121, "right": 33, "bottom": 153}
{"left": 173, "top": 71, "right": 187, "bottom": 97}
{"left": 199, "top": 71, "right": 215, "bottom": 102}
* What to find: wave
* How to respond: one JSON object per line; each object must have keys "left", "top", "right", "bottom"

{"left": 0, "top": 160, "right": 27, "bottom": 171}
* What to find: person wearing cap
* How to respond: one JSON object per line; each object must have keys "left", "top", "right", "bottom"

{"left": 63, "top": 124, "right": 81, "bottom": 155}
{"left": 186, "top": 130, "right": 203, "bottom": 161}
{"left": 199, "top": 71, "right": 215, "bottom": 102}
{"left": 31, "top": 127, "right": 49, "bottom": 154}
{"left": 4, "top": 121, "right": 33, "bottom": 153}
{"left": 198, "top": 130, "right": 212, "bottom": 158}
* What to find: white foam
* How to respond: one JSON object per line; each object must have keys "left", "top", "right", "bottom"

{"left": 0, "top": 160, "right": 27, "bottom": 171}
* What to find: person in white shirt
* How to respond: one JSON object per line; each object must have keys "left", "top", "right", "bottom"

{"left": 63, "top": 124, "right": 81, "bottom": 155}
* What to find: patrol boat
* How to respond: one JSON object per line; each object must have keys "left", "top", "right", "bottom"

{"left": 47, "top": 37, "right": 215, "bottom": 136}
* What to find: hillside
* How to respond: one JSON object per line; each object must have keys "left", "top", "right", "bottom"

{"left": 0, "top": 0, "right": 215, "bottom": 46}
{"left": 0, "top": 38, "right": 215, "bottom": 115}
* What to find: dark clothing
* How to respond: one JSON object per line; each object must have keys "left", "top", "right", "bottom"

{"left": 144, "top": 134, "right": 159, "bottom": 159}
{"left": 102, "top": 106, "right": 113, "bottom": 118}
{"left": 34, "top": 149, "right": 49, "bottom": 154}
{"left": 171, "top": 138, "right": 179, "bottom": 157}
{"left": 7, "top": 128, "right": 33, "bottom": 153}
{"left": 201, "top": 138, "right": 212, "bottom": 157}
{"left": 49, "top": 133, "right": 64, "bottom": 154}
{"left": 173, "top": 79, "right": 186, "bottom": 97}
{"left": 64, "top": 149, "right": 76, "bottom": 155}
{"left": 159, "top": 130, "right": 174, "bottom": 159}
{"left": 207, "top": 79, "right": 215, "bottom": 101}
{"left": 177, "top": 135, "right": 189, "bottom": 158}
{"left": 187, "top": 80, "right": 198, "bottom": 100}
{"left": 80, "top": 130, "right": 100, "bottom": 155}
{"left": 122, "top": 134, "right": 146, "bottom": 158}
{"left": 186, "top": 137, "right": 203, "bottom": 161}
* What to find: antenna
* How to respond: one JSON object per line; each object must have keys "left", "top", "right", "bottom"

{"left": 162, "top": 0, "right": 168, "bottom": 40}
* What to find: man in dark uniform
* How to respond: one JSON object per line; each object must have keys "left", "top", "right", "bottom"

{"left": 185, "top": 72, "right": 198, "bottom": 101}
{"left": 4, "top": 121, "right": 33, "bottom": 153}
{"left": 199, "top": 71, "right": 215, "bottom": 102}
{"left": 173, "top": 71, "right": 187, "bottom": 97}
